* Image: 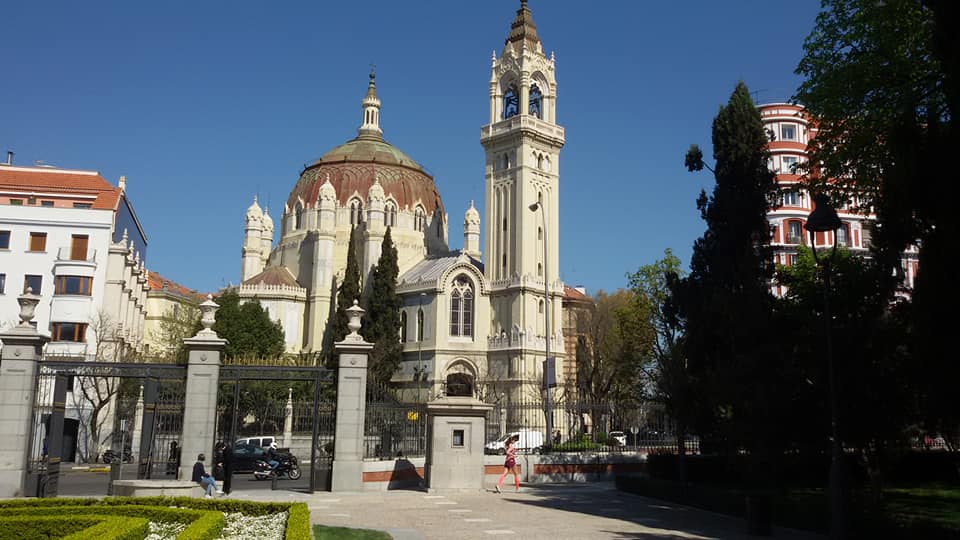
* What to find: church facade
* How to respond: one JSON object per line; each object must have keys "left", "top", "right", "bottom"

{"left": 236, "top": 1, "right": 566, "bottom": 401}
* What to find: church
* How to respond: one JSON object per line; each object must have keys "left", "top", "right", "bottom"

{"left": 236, "top": 1, "right": 566, "bottom": 400}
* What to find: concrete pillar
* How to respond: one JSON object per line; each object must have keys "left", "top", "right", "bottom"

{"left": 331, "top": 301, "right": 372, "bottom": 492}
{"left": 282, "top": 387, "right": 293, "bottom": 449}
{"left": 424, "top": 396, "right": 492, "bottom": 494}
{"left": 131, "top": 385, "right": 144, "bottom": 456}
{"left": 178, "top": 295, "right": 227, "bottom": 480}
{"left": 0, "top": 291, "right": 49, "bottom": 497}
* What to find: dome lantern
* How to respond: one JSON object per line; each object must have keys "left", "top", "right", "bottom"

{"left": 358, "top": 67, "right": 383, "bottom": 140}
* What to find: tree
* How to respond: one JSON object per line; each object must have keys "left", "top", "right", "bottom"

{"left": 212, "top": 289, "right": 285, "bottom": 360}
{"left": 678, "top": 82, "right": 786, "bottom": 485}
{"left": 148, "top": 302, "right": 200, "bottom": 362}
{"left": 573, "top": 289, "right": 653, "bottom": 439}
{"left": 777, "top": 246, "right": 914, "bottom": 494}
{"left": 795, "top": 0, "right": 959, "bottom": 447}
{"left": 328, "top": 226, "right": 362, "bottom": 364}
{"left": 364, "top": 227, "right": 403, "bottom": 384}
{"left": 628, "top": 249, "right": 695, "bottom": 477}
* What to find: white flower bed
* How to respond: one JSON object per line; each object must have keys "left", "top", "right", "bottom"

{"left": 219, "top": 510, "right": 288, "bottom": 540}
{"left": 144, "top": 510, "right": 288, "bottom": 540}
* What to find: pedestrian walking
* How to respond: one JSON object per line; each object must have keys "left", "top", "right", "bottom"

{"left": 191, "top": 453, "right": 222, "bottom": 498}
{"left": 496, "top": 435, "right": 520, "bottom": 493}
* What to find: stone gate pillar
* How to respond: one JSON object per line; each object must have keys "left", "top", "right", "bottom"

{"left": 178, "top": 295, "right": 226, "bottom": 480}
{"left": 425, "top": 395, "right": 493, "bottom": 493}
{"left": 0, "top": 291, "right": 48, "bottom": 497}
{"left": 331, "top": 301, "right": 372, "bottom": 492}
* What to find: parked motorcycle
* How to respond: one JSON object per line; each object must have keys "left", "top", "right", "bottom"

{"left": 253, "top": 454, "right": 301, "bottom": 480}
{"left": 102, "top": 447, "right": 134, "bottom": 464}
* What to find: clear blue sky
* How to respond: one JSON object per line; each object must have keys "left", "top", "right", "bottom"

{"left": 1, "top": 1, "right": 821, "bottom": 296}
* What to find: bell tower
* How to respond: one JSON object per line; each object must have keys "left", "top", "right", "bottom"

{"left": 482, "top": 0, "right": 565, "bottom": 386}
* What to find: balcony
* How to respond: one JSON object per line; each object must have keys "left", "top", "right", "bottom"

{"left": 481, "top": 115, "right": 565, "bottom": 144}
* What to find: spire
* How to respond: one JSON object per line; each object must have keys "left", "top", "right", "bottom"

{"left": 358, "top": 66, "right": 383, "bottom": 140}
{"left": 505, "top": 0, "right": 541, "bottom": 51}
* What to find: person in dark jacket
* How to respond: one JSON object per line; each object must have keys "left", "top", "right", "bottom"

{"left": 191, "top": 453, "right": 220, "bottom": 498}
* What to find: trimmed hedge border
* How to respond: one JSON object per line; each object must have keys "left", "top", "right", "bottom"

{"left": 0, "top": 515, "right": 103, "bottom": 540}
{"left": 0, "top": 497, "right": 309, "bottom": 539}
{"left": 63, "top": 516, "right": 150, "bottom": 540}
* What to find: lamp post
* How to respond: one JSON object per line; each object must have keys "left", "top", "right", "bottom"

{"left": 804, "top": 194, "right": 844, "bottom": 540}
{"left": 528, "top": 201, "right": 554, "bottom": 450}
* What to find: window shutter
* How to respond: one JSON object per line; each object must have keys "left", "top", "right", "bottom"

{"left": 71, "top": 235, "right": 89, "bottom": 260}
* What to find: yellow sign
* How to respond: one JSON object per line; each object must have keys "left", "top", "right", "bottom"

{"left": 407, "top": 411, "right": 418, "bottom": 421}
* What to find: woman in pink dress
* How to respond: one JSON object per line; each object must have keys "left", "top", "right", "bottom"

{"left": 496, "top": 435, "right": 520, "bottom": 493}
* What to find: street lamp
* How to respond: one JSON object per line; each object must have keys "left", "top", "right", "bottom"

{"left": 804, "top": 193, "right": 844, "bottom": 540}
{"left": 528, "top": 200, "right": 554, "bottom": 450}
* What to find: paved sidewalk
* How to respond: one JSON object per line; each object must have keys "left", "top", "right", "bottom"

{"left": 226, "top": 482, "right": 824, "bottom": 539}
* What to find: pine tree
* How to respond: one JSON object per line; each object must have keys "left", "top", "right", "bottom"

{"left": 364, "top": 227, "right": 403, "bottom": 384}
{"left": 678, "top": 82, "right": 784, "bottom": 479}
{"left": 329, "top": 226, "right": 362, "bottom": 354}
{"left": 212, "top": 289, "right": 285, "bottom": 359}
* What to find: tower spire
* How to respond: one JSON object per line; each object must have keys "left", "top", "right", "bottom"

{"left": 358, "top": 66, "right": 383, "bottom": 140}
{"left": 505, "top": 0, "right": 541, "bottom": 51}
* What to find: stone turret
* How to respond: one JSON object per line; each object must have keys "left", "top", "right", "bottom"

{"left": 242, "top": 196, "right": 264, "bottom": 281}
{"left": 463, "top": 200, "right": 481, "bottom": 259}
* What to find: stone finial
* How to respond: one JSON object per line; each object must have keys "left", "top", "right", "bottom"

{"left": 17, "top": 288, "right": 41, "bottom": 327}
{"left": 286, "top": 388, "right": 293, "bottom": 409}
{"left": 345, "top": 299, "right": 365, "bottom": 338}
{"left": 119, "top": 175, "right": 127, "bottom": 192}
{"left": 196, "top": 294, "right": 220, "bottom": 337}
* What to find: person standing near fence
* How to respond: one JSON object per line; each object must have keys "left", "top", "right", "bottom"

{"left": 495, "top": 435, "right": 520, "bottom": 493}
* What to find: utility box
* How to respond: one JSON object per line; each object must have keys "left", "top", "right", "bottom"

{"left": 424, "top": 395, "right": 492, "bottom": 493}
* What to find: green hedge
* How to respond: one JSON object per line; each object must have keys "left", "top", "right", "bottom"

{"left": 0, "top": 497, "right": 305, "bottom": 539}
{"left": 0, "top": 514, "right": 148, "bottom": 540}
{"left": 0, "top": 515, "right": 101, "bottom": 540}
{"left": 285, "top": 503, "right": 311, "bottom": 540}
{"left": 63, "top": 516, "right": 150, "bottom": 540}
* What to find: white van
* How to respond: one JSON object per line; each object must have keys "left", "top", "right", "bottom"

{"left": 485, "top": 429, "right": 545, "bottom": 455}
{"left": 234, "top": 436, "right": 277, "bottom": 448}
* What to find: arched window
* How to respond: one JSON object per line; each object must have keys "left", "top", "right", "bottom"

{"left": 502, "top": 84, "right": 519, "bottom": 119}
{"left": 414, "top": 206, "right": 426, "bottom": 232}
{"left": 538, "top": 299, "right": 545, "bottom": 336}
{"left": 350, "top": 199, "right": 363, "bottom": 226}
{"left": 538, "top": 227, "right": 542, "bottom": 241}
{"left": 529, "top": 84, "right": 543, "bottom": 119}
{"left": 449, "top": 276, "right": 474, "bottom": 338}
{"left": 385, "top": 202, "right": 397, "bottom": 227}
{"left": 295, "top": 202, "right": 303, "bottom": 230}
{"left": 538, "top": 263, "right": 543, "bottom": 277}
{"left": 537, "top": 154, "right": 544, "bottom": 170}
{"left": 417, "top": 308, "right": 424, "bottom": 341}
{"left": 836, "top": 223, "right": 850, "bottom": 247}
{"left": 400, "top": 311, "right": 408, "bottom": 342}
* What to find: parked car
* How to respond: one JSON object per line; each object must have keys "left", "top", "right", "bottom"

{"left": 609, "top": 431, "right": 627, "bottom": 446}
{"left": 234, "top": 436, "right": 278, "bottom": 448}
{"left": 485, "top": 429, "right": 545, "bottom": 455}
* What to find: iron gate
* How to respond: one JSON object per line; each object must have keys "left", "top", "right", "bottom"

{"left": 27, "top": 359, "right": 186, "bottom": 497}
{"left": 217, "top": 363, "right": 336, "bottom": 492}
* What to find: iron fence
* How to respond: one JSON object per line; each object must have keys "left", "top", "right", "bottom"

{"left": 364, "top": 382, "right": 427, "bottom": 459}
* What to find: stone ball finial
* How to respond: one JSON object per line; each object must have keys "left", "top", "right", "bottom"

{"left": 17, "top": 287, "right": 41, "bottom": 327}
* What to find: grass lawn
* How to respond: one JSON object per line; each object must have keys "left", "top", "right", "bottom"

{"left": 313, "top": 524, "right": 392, "bottom": 539}
{"left": 883, "top": 485, "right": 960, "bottom": 530}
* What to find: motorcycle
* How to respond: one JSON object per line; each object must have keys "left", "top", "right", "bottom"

{"left": 253, "top": 454, "right": 301, "bottom": 480}
{"left": 102, "top": 447, "right": 134, "bottom": 464}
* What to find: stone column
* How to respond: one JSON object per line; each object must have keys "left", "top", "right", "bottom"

{"left": 130, "top": 385, "right": 144, "bottom": 456}
{"left": 0, "top": 290, "right": 48, "bottom": 497}
{"left": 178, "top": 295, "right": 227, "bottom": 480}
{"left": 331, "top": 301, "right": 372, "bottom": 492}
{"left": 282, "top": 387, "right": 293, "bottom": 449}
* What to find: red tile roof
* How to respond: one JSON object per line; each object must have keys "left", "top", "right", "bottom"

{"left": 564, "top": 285, "right": 591, "bottom": 303}
{"left": 148, "top": 272, "right": 204, "bottom": 300}
{"left": 0, "top": 165, "right": 122, "bottom": 210}
{"left": 242, "top": 266, "right": 301, "bottom": 288}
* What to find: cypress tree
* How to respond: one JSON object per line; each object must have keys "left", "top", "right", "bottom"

{"left": 330, "top": 226, "right": 362, "bottom": 350}
{"left": 678, "top": 82, "right": 783, "bottom": 480}
{"left": 365, "top": 227, "right": 403, "bottom": 384}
